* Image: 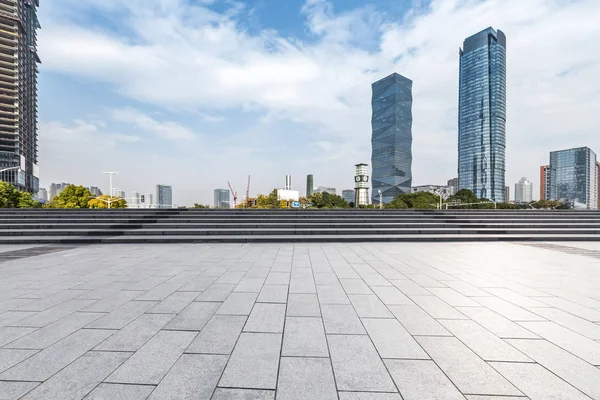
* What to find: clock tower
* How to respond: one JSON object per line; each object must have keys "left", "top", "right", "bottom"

{"left": 354, "top": 163, "right": 369, "bottom": 206}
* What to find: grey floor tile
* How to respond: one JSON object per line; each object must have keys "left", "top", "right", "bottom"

{"left": 385, "top": 359, "right": 465, "bottom": 400}
{"left": 276, "top": 357, "right": 337, "bottom": 400}
{"left": 317, "top": 285, "right": 350, "bottom": 304}
{"left": 362, "top": 318, "right": 429, "bottom": 359}
{"left": 20, "top": 351, "right": 131, "bottom": 400}
{"left": 5, "top": 312, "right": 103, "bottom": 349}
{"left": 528, "top": 307, "right": 600, "bottom": 340}
{"left": 215, "top": 272, "right": 245, "bottom": 285}
{"left": 82, "top": 290, "right": 144, "bottom": 312}
{"left": 341, "top": 279, "right": 373, "bottom": 294}
{"left": 391, "top": 279, "right": 431, "bottom": 295}
{"left": 282, "top": 317, "right": 328, "bottom": 357}
{"left": 166, "top": 301, "right": 221, "bottom": 330}
{"left": 286, "top": 294, "right": 320, "bottom": 317}
{"left": 106, "top": 330, "right": 197, "bottom": 385}
{"left": 507, "top": 338, "right": 600, "bottom": 399}
{"left": 457, "top": 306, "right": 539, "bottom": 339}
{"left": 136, "top": 282, "right": 184, "bottom": 301}
{"left": 0, "top": 329, "right": 115, "bottom": 381}
{"left": 219, "top": 332, "right": 282, "bottom": 389}
{"left": 84, "top": 383, "right": 155, "bottom": 400}
{"left": 490, "top": 362, "right": 589, "bottom": 400}
{"left": 0, "top": 311, "right": 36, "bottom": 327}
{"left": 95, "top": 313, "right": 174, "bottom": 352}
{"left": 87, "top": 301, "right": 157, "bottom": 330}
{"left": 534, "top": 296, "right": 600, "bottom": 322}
{"left": 14, "top": 299, "right": 96, "bottom": 328}
{"left": 327, "top": 334, "right": 396, "bottom": 392}
{"left": 464, "top": 397, "right": 528, "bottom": 400}
{"left": 473, "top": 297, "right": 545, "bottom": 321}
{"left": 519, "top": 321, "right": 600, "bottom": 364}
{"left": 371, "top": 286, "right": 413, "bottom": 305}
{"left": 212, "top": 388, "right": 275, "bottom": 399}
{"left": 244, "top": 303, "right": 286, "bottom": 333}
{"left": 179, "top": 276, "right": 217, "bottom": 291}
{"left": 186, "top": 315, "right": 246, "bottom": 354}
{"left": 196, "top": 283, "right": 236, "bottom": 302}
{"left": 15, "top": 289, "right": 89, "bottom": 312}
{"left": 349, "top": 294, "right": 393, "bottom": 318}
{"left": 427, "top": 287, "right": 480, "bottom": 307}
{"left": 0, "top": 327, "right": 38, "bottom": 347}
{"left": 256, "top": 285, "right": 288, "bottom": 304}
{"left": 483, "top": 288, "right": 550, "bottom": 308}
{"left": 234, "top": 278, "right": 265, "bottom": 293}
{"left": 321, "top": 304, "right": 365, "bottom": 334}
{"left": 439, "top": 319, "right": 530, "bottom": 362}
{"left": 217, "top": 293, "right": 259, "bottom": 316}
{"left": 0, "top": 381, "right": 39, "bottom": 400}
{"left": 338, "top": 394, "right": 402, "bottom": 400}
{"left": 416, "top": 336, "right": 522, "bottom": 396}
{"left": 443, "top": 280, "right": 490, "bottom": 297}
{"left": 0, "top": 349, "right": 38, "bottom": 373}
{"left": 409, "top": 295, "right": 466, "bottom": 319}
{"left": 388, "top": 305, "right": 450, "bottom": 336}
{"left": 265, "top": 272, "right": 290, "bottom": 285}
{"left": 289, "top": 277, "right": 317, "bottom": 294}
{"left": 148, "top": 354, "right": 227, "bottom": 400}
{"left": 148, "top": 291, "right": 198, "bottom": 314}
{"left": 314, "top": 272, "right": 339, "bottom": 286}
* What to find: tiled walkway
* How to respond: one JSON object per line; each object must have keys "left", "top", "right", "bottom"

{"left": 1, "top": 242, "right": 600, "bottom": 399}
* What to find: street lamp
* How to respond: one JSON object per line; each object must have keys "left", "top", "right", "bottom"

{"left": 0, "top": 166, "right": 20, "bottom": 174}
{"left": 378, "top": 190, "right": 382, "bottom": 210}
{"left": 103, "top": 172, "right": 118, "bottom": 197}
{"left": 433, "top": 189, "right": 443, "bottom": 210}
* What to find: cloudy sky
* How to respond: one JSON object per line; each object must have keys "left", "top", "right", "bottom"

{"left": 38, "top": 0, "right": 600, "bottom": 205}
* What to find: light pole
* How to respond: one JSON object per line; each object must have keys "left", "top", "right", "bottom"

{"left": 0, "top": 166, "right": 20, "bottom": 174}
{"left": 378, "top": 190, "right": 382, "bottom": 209}
{"left": 434, "top": 189, "right": 443, "bottom": 210}
{"left": 103, "top": 172, "right": 118, "bottom": 198}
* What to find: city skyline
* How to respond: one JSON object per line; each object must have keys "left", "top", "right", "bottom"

{"left": 33, "top": 1, "right": 600, "bottom": 205}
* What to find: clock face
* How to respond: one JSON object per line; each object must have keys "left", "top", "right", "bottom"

{"left": 355, "top": 176, "right": 360, "bottom": 182}
{"left": 362, "top": 176, "right": 369, "bottom": 182}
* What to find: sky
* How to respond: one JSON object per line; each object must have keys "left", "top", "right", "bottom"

{"left": 38, "top": 0, "right": 600, "bottom": 205}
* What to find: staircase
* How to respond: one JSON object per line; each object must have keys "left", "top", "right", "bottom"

{"left": 0, "top": 209, "right": 599, "bottom": 244}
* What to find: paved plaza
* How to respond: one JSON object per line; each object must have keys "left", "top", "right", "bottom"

{"left": 1, "top": 242, "right": 600, "bottom": 399}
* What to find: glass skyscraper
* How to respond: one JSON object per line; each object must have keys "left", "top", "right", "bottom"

{"left": 156, "top": 184, "right": 173, "bottom": 208}
{"left": 549, "top": 147, "right": 598, "bottom": 209}
{"left": 458, "top": 27, "right": 507, "bottom": 202}
{"left": 371, "top": 73, "right": 413, "bottom": 204}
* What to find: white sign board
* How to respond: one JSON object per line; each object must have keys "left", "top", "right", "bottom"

{"left": 277, "top": 189, "right": 299, "bottom": 201}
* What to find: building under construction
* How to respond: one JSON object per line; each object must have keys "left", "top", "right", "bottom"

{"left": 0, "top": 0, "right": 41, "bottom": 194}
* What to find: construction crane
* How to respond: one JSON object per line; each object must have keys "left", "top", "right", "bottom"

{"left": 246, "top": 175, "right": 251, "bottom": 200}
{"left": 227, "top": 181, "right": 237, "bottom": 208}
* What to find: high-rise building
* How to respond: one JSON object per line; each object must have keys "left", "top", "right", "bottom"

{"left": 114, "top": 190, "right": 125, "bottom": 199}
{"left": 371, "top": 73, "right": 413, "bottom": 204}
{"left": 514, "top": 177, "right": 532, "bottom": 203}
{"left": 540, "top": 165, "right": 550, "bottom": 200}
{"left": 214, "top": 189, "right": 230, "bottom": 208}
{"left": 0, "top": 1, "right": 41, "bottom": 195}
{"left": 411, "top": 185, "right": 452, "bottom": 199}
{"left": 38, "top": 187, "right": 47, "bottom": 202}
{"left": 342, "top": 189, "right": 355, "bottom": 204}
{"left": 87, "top": 186, "right": 102, "bottom": 197}
{"left": 447, "top": 178, "right": 459, "bottom": 196}
{"left": 306, "top": 174, "right": 314, "bottom": 198}
{"left": 48, "top": 182, "right": 70, "bottom": 200}
{"left": 505, "top": 186, "right": 510, "bottom": 203}
{"left": 314, "top": 186, "right": 336, "bottom": 195}
{"left": 458, "top": 27, "right": 507, "bottom": 202}
{"left": 354, "top": 163, "right": 369, "bottom": 206}
{"left": 130, "top": 191, "right": 141, "bottom": 207}
{"left": 156, "top": 184, "right": 172, "bottom": 208}
{"left": 549, "top": 147, "right": 598, "bottom": 209}
{"left": 597, "top": 162, "right": 600, "bottom": 210}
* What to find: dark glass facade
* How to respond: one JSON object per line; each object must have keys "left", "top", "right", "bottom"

{"left": 371, "top": 73, "right": 412, "bottom": 204}
{"left": 458, "top": 27, "right": 506, "bottom": 201}
{"left": 549, "top": 147, "right": 597, "bottom": 209}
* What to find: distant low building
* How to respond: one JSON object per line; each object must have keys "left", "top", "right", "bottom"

{"left": 38, "top": 188, "right": 48, "bottom": 203}
{"left": 156, "top": 185, "right": 173, "bottom": 208}
{"left": 88, "top": 186, "right": 103, "bottom": 197}
{"left": 214, "top": 189, "right": 230, "bottom": 209}
{"left": 505, "top": 186, "right": 510, "bottom": 203}
{"left": 314, "top": 186, "right": 336, "bottom": 195}
{"left": 539, "top": 165, "right": 551, "bottom": 200}
{"left": 49, "top": 182, "right": 71, "bottom": 201}
{"left": 342, "top": 189, "right": 355, "bottom": 204}
{"left": 447, "top": 178, "right": 458, "bottom": 196}
{"left": 114, "top": 190, "right": 126, "bottom": 199}
{"left": 411, "top": 185, "right": 452, "bottom": 199}
{"left": 549, "top": 147, "right": 598, "bottom": 209}
{"left": 514, "top": 177, "right": 532, "bottom": 203}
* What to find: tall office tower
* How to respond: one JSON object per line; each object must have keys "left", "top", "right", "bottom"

{"left": 597, "top": 162, "right": 600, "bottom": 210}
{"left": 156, "top": 184, "right": 173, "bottom": 208}
{"left": 49, "top": 183, "right": 57, "bottom": 200}
{"left": 354, "top": 163, "right": 369, "bottom": 206}
{"left": 539, "top": 165, "right": 550, "bottom": 200}
{"left": 514, "top": 177, "right": 532, "bottom": 203}
{"left": 447, "top": 177, "right": 459, "bottom": 196}
{"left": 0, "top": 1, "right": 41, "bottom": 194}
{"left": 549, "top": 147, "right": 598, "bottom": 209}
{"left": 88, "top": 186, "right": 102, "bottom": 197}
{"left": 505, "top": 186, "right": 510, "bottom": 203}
{"left": 306, "top": 174, "right": 314, "bottom": 198}
{"left": 371, "top": 73, "right": 413, "bottom": 204}
{"left": 342, "top": 189, "right": 355, "bottom": 204}
{"left": 38, "top": 187, "right": 47, "bottom": 202}
{"left": 214, "top": 189, "right": 230, "bottom": 208}
{"left": 130, "top": 191, "right": 140, "bottom": 206}
{"left": 458, "top": 27, "right": 507, "bottom": 202}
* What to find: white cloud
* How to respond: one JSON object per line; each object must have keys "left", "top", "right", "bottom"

{"left": 37, "top": 0, "right": 600, "bottom": 203}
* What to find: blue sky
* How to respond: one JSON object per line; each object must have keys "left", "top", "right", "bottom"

{"left": 38, "top": 0, "right": 600, "bottom": 205}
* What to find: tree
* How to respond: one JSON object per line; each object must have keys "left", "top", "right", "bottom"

{"left": 88, "top": 195, "right": 127, "bottom": 209}
{"left": 385, "top": 197, "right": 408, "bottom": 209}
{"left": 395, "top": 192, "right": 439, "bottom": 209}
{"left": 309, "top": 192, "right": 349, "bottom": 208}
{"left": 45, "top": 185, "right": 92, "bottom": 209}
{"left": 193, "top": 203, "right": 210, "bottom": 208}
{"left": 0, "top": 181, "right": 41, "bottom": 208}
{"left": 448, "top": 189, "right": 479, "bottom": 205}
{"left": 256, "top": 189, "right": 279, "bottom": 209}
